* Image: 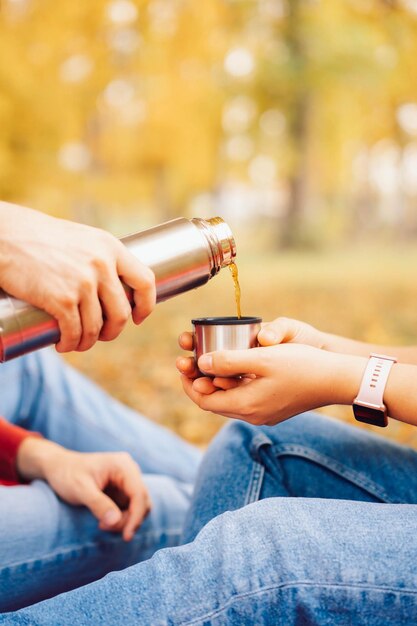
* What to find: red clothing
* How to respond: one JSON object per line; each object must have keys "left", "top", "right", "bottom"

{"left": 0, "top": 418, "right": 41, "bottom": 486}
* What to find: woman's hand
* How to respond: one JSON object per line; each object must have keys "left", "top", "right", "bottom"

{"left": 16, "top": 438, "right": 151, "bottom": 541}
{"left": 176, "top": 318, "right": 327, "bottom": 381}
{"left": 176, "top": 331, "right": 200, "bottom": 380}
{"left": 0, "top": 203, "right": 156, "bottom": 353}
{"left": 257, "top": 317, "right": 326, "bottom": 349}
{"left": 179, "top": 344, "right": 366, "bottom": 426}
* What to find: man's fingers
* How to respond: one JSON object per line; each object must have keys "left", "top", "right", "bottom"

{"left": 178, "top": 332, "right": 194, "bottom": 351}
{"left": 117, "top": 247, "right": 156, "bottom": 325}
{"left": 123, "top": 492, "right": 152, "bottom": 542}
{"left": 77, "top": 294, "right": 104, "bottom": 352}
{"left": 79, "top": 477, "right": 123, "bottom": 527}
{"left": 197, "top": 348, "right": 265, "bottom": 378}
{"left": 99, "top": 271, "right": 132, "bottom": 342}
{"left": 55, "top": 305, "right": 82, "bottom": 353}
{"left": 176, "top": 356, "right": 200, "bottom": 379}
{"left": 106, "top": 454, "right": 151, "bottom": 542}
{"left": 99, "top": 509, "right": 129, "bottom": 534}
{"left": 117, "top": 470, "right": 152, "bottom": 542}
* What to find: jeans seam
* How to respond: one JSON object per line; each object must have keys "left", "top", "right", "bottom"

{"left": 270, "top": 443, "right": 396, "bottom": 503}
{"left": 180, "top": 580, "right": 417, "bottom": 625}
{"left": 1, "top": 528, "right": 183, "bottom": 572}
{"left": 244, "top": 462, "right": 265, "bottom": 506}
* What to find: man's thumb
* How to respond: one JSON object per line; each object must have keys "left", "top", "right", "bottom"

{"left": 198, "top": 349, "right": 263, "bottom": 377}
{"left": 81, "top": 481, "right": 122, "bottom": 527}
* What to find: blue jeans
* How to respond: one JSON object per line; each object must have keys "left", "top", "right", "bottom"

{"left": 3, "top": 412, "right": 417, "bottom": 624}
{"left": 0, "top": 349, "right": 201, "bottom": 611}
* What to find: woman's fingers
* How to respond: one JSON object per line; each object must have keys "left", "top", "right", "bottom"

{"left": 191, "top": 376, "right": 237, "bottom": 393}
{"left": 257, "top": 317, "right": 294, "bottom": 346}
{"left": 212, "top": 377, "right": 245, "bottom": 390}
{"left": 192, "top": 377, "right": 218, "bottom": 394}
{"left": 181, "top": 374, "right": 256, "bottom": 418}
{"left": 178, "top": 332, "right": 194, "bottom": 351}
{"left": 197, "top": 348, "right": 265, "bottom": 378}
{"left": 193, "top": 375, "right": 252, "bottom": 394}
{"left": 176, "top": 356, "right": 200, "bottom": 379}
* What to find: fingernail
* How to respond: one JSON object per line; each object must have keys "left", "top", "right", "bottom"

{"left": 260, "top": 330, "right": 276, "bottom": 343}
{"left": 103, "top": 510, "right": 121, "bottom": 526}
{"left": 176, "top": 358, "right": 188, "bottom": 373}
{"left": 198, "top": 355, "right": 213, "bottom": 372}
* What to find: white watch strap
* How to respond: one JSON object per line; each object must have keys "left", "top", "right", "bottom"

{"left": 354, "top": 354, "right": 397, "bottom": 410}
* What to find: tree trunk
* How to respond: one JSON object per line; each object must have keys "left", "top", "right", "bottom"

{"left": 281, "top": 92, "right": 311, "bottom": 248}
{"left": 279, "top": 0, "right": 311, "bottom": 248}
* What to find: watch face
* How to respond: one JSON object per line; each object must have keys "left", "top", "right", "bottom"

{"left": 353, "top": 404, "right": 388, "bottom": 428}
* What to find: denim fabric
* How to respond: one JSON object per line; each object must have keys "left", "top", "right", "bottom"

{"left": 183, "top": 413, "right": 417, "bottom": 541}
{"left": 3, "top": 412, "right": 417, "bottom": 624}
{"left": 0, "top": 349, "right": 201, "bottom": 481}
{"left": 0, "top": 349, "right": 201, "bottom": 611}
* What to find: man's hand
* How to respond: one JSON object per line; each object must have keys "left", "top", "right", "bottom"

{"left": 179, "top": 344, "right": 366, "bottom": 426}
{"left": 0, "top": 203, "right": 156, "bottom": 353}
{"left": 17, "top": 438, "right": 151, "bottom": 541}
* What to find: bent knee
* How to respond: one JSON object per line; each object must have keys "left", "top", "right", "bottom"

{"left": 209, "top": 420, "right": 260, "bottom": 456}
{"left": 210, "top": 412, "right": 326, "bottom": 454}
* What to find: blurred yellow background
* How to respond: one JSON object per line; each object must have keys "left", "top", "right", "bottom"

{"left": 1, "top": 0, "right": 417, "bottom": 447}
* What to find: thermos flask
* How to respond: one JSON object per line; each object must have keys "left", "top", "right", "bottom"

{"left": 0, "top": 216, "right": 236, "bottom": 362}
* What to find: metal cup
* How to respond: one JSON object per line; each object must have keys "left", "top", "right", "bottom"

{"left": 192, "top": 317, "right": 262, "bottom": 366}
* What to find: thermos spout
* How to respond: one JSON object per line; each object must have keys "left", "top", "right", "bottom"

{"left": 194, "top": 217, "right": 236, "bottom": 271}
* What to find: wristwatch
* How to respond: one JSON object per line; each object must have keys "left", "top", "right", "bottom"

{"left": 352, "top": 354, "right": 397, "bottom": 427}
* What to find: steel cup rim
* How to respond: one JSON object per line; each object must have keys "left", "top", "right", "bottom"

{"left": 192, "top": 316, "right": 262, "bottom": 326}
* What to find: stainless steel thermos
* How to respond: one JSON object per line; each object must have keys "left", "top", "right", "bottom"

{"left": 0, "top": 216, "right": 236, "bottom": 362}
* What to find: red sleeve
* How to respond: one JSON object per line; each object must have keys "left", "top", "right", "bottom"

{"left": 0, "top": 418, "right": 42, "bottom": 485}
